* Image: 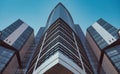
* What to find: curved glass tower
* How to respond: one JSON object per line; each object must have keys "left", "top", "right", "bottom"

{"left": 45, "top": 3, "right": 75, "bottom": 32}
{"left": 27, "top": 3, "right": 93, "bottom": 74}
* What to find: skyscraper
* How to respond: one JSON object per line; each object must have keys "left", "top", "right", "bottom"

{"left": 0, "top": 19, "right": 34, "bottom": 74}
{"left": 27, "top": 3, "right": 93, "bottom": 74}
{"left": 86, "top": 18, "right": 120, "bottom": 74}
{"left": 0, "top": 2, "right": 120, "bottom": 74}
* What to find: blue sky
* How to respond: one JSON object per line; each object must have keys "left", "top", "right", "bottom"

{"left": 0, "top": 0, "right": 120, "bottom": 35}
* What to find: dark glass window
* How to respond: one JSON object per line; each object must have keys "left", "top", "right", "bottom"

{"left": 106, "top": 45, "right": 120, "bottom": 70}
{"left": 0, "top": 46, "right": 14, "bottom": 71}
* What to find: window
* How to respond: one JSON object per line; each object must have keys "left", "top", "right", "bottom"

{"left": 0, "top": 46, "right": 14, "bottom": 71}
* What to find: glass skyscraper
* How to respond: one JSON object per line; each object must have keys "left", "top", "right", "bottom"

{"left": 86, "top": 18, "right": 120, "bottom": 74}
{"left": 27, "top": 3, "right": 93, "bottom": 74}
{"left": 0, "top": 19, "right": 34, "bottom": 74}
{"left": 0, "top": 2, "right": 120, "bottom": 74}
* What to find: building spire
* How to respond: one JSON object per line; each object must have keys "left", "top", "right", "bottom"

{"left": 46, "top": 2, "right": 75, "bottom": 32}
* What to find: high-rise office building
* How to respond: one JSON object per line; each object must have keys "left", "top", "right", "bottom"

{"left": 75, "top": 24, "right": 105, "bottom": 74}
{"left": 27, "top": 27, "right": 45, "bottom": 74}
{"left": 1, "top": 2, "right": 119, "bottom": 74}
{"left": 27, "top": 3, "right": 93, "bottom": 74}
{"left": 0, "top": 19, "right": 34, "bottom": 74}
{"left": 86, "top": 18, "right": 120, "bottom": 74}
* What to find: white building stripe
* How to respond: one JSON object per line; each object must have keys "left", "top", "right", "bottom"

{"left": 92, "top": 22, "right": 116, "bottom": 45}
{"left": 33, "top": 52, "right": 84, "bottom": 74}
{"left": 72, "top": 32, "right": 86, "bottom": 74}
{"left": 4, "top": 23, "right": 28, "bottom": 45}
{"left": 33, "top": 32, "right": 47, "bottom": 72}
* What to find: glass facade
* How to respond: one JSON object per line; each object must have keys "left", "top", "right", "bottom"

{"left": 0, "top": 19, "right": 35, "bottom": 74}
{"left": 37, "top": 22, "right": 80, "bottom": 68}
{"left": 106, "top": 45, "right": 120, "bottom": 72}
{"left": 0, "top": 46, "right": 14, "bottom": 73}
{"left": 1, "top": 3, "right": 119, "bottom": 74}
{"left": 87, "top": 18, "right": 120, "bottom": 74}
{"left": 97, "top": 18, "right": 119, "bottom": 39}
{"left": 87, "top": 26, "right": 108, "bottom": 49}
{"left": 35, "top": 27, "right": 45, "bottom": 44}
{"left": 45, "top": 3, "right": 76, "bottom": 33}
{"left": 88, "top": 18, "right": 119, "bottom": 50}
{"left": 27, "top": 27, "right": 45, "bottom": 74}
{"left": 0, "top": 19, "right": 23, "bottom": 40}
{"left": 27, "top": 3, "right": 94, "bottom": 74}
{"left": 12, "top": 26, "right": 33, "bottom": 50}
{"left": 30, "top": 17, "right": 93, "bottom": 74}
{"left": 75, "top": 25, "right": 99, "bottom": 74}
